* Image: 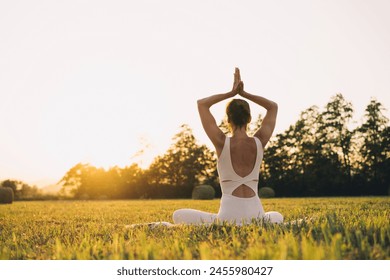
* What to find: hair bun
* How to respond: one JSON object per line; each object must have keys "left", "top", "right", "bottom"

{"left": 226, "top": 99, "right": 251, "bottom": 128}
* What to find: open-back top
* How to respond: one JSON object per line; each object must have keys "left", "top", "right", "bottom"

{"left": 217, "top": 136, "right": 263, "bottom": 196}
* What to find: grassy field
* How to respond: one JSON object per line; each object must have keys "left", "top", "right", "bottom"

{"left": 0, "top": 197, "right": 389, "bottom": 260}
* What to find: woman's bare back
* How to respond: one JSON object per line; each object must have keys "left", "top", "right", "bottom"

{"left": 229, "top": 136, "right": 258, "bottom": 197}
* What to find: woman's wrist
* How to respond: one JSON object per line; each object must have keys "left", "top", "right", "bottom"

{"left": 226, "top": 91, "right": 236, "bottom": 98}
{"left": 240, "top": 90, "right": 249, "bottom": 98}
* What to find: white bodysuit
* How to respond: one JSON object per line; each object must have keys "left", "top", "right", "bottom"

{"left": 173, "top": 136, "right": 283, "bottom": 225}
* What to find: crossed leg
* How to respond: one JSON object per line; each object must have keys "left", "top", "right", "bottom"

{"left": 173, "top": 209, "right": 283, "bottom": 225}
{"left": 173, "top": 209, "right": 217, "bottom": 225}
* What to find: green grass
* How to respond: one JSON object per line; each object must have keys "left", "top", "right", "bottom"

{"left": 0, "top": 197, "right": 389, "bottom": 260}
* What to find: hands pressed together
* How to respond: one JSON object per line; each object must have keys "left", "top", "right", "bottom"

{"left": 230, "top": 67, "right": 245, "bottom": 97}
{"left": 197, "top": 67, "right": 277, "bottom": 159}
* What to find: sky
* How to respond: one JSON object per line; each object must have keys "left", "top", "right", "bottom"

{"left": 1, "top": 0, "right": 389, "bottom": 187}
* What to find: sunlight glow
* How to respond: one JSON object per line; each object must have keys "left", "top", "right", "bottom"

{"left": 0, "top": 0, "right": 389, "bottom": 186}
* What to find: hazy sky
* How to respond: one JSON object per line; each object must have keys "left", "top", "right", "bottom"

{"left": 1, "top": 0, "right": 389, "bottom": 186}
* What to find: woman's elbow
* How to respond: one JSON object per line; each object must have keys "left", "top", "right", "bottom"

{"left": 268, "top": 101, "right": 278, "bottom": 111}
{"left": 197, "top": 98, "right": 207, "bottom": 107}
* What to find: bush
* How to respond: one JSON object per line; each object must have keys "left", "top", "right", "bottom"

{"left": 259, "top": 187, "right": 275, "bottom": 198}
{"left": 192, "top": 185, "right": 215, "bottom": 200}
{"left": 0, "top": 187, "right": 14, "bottom": 204}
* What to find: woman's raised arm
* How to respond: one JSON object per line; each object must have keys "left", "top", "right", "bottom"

{"left": 240, "top": 87, "right": 278, "bottom": 148}
{"left": 197, "top": 68, "right": 243, "bottom": 153}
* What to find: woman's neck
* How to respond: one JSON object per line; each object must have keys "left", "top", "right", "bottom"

{"left": 231, "top": 126, "right": 248, "bottom": 138}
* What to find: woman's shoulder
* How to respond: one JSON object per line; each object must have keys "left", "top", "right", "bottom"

{"left": 215, "top": 135, "right": 228, "bottom": 158}
{"left": 252, "top": 136, "right": 264, "bottom": 150}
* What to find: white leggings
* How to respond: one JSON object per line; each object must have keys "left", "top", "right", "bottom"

{"left": 173, "top": 195, "right": 283, "bottom": 225}
{"left": 172, "top": 209, "right": 283, "bottom": 225}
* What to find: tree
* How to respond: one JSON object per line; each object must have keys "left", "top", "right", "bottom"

{"left": 262, "top": 106, "right": 329, "bottom": 196}
{"left": 356, "top": 98, "right": 389, "bottom": 194}
{"left": 0, "top": 179, "right": 39, "bottom": 200}
{"left": 19, "top": 184, "right": 40, "bottom": 199}
{"left": 1, "top": 179, "right": 18, "bottom": 193}
{"left": 60, "top": 163, "right": 105, "bottom": 198}
{"left": 60, "top": 163, "right": 89, "bottom": 197}
{"left": 60, "top": 162, "right": 145, "bottom": 199}
{"left": 262, "top": 95, "right": 357, "bottom": 197}
{"left": 56, "top": 96, "right": 389, "bottom": 199}
{"left": 319, "top": 94, "right": 354, "bottom": 186}
{"left": 146, "top": 124, "right": 217, "bottom": 198}
{"left": 118, "top": 164, "right": 146, "bottom": 198}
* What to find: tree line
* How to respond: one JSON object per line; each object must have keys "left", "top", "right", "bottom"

{"left": 59, "top": 124, "right": 218, "bottom": 199}
{"left": 2, "top": 94, "right": 389, "bottom": 199}
{"left": 261, "top": 94, "right": 389, "bottom": 196}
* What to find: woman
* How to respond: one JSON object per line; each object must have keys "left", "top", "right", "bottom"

{"left": 173, "top": 68, "right": 283, "bottom": 225}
